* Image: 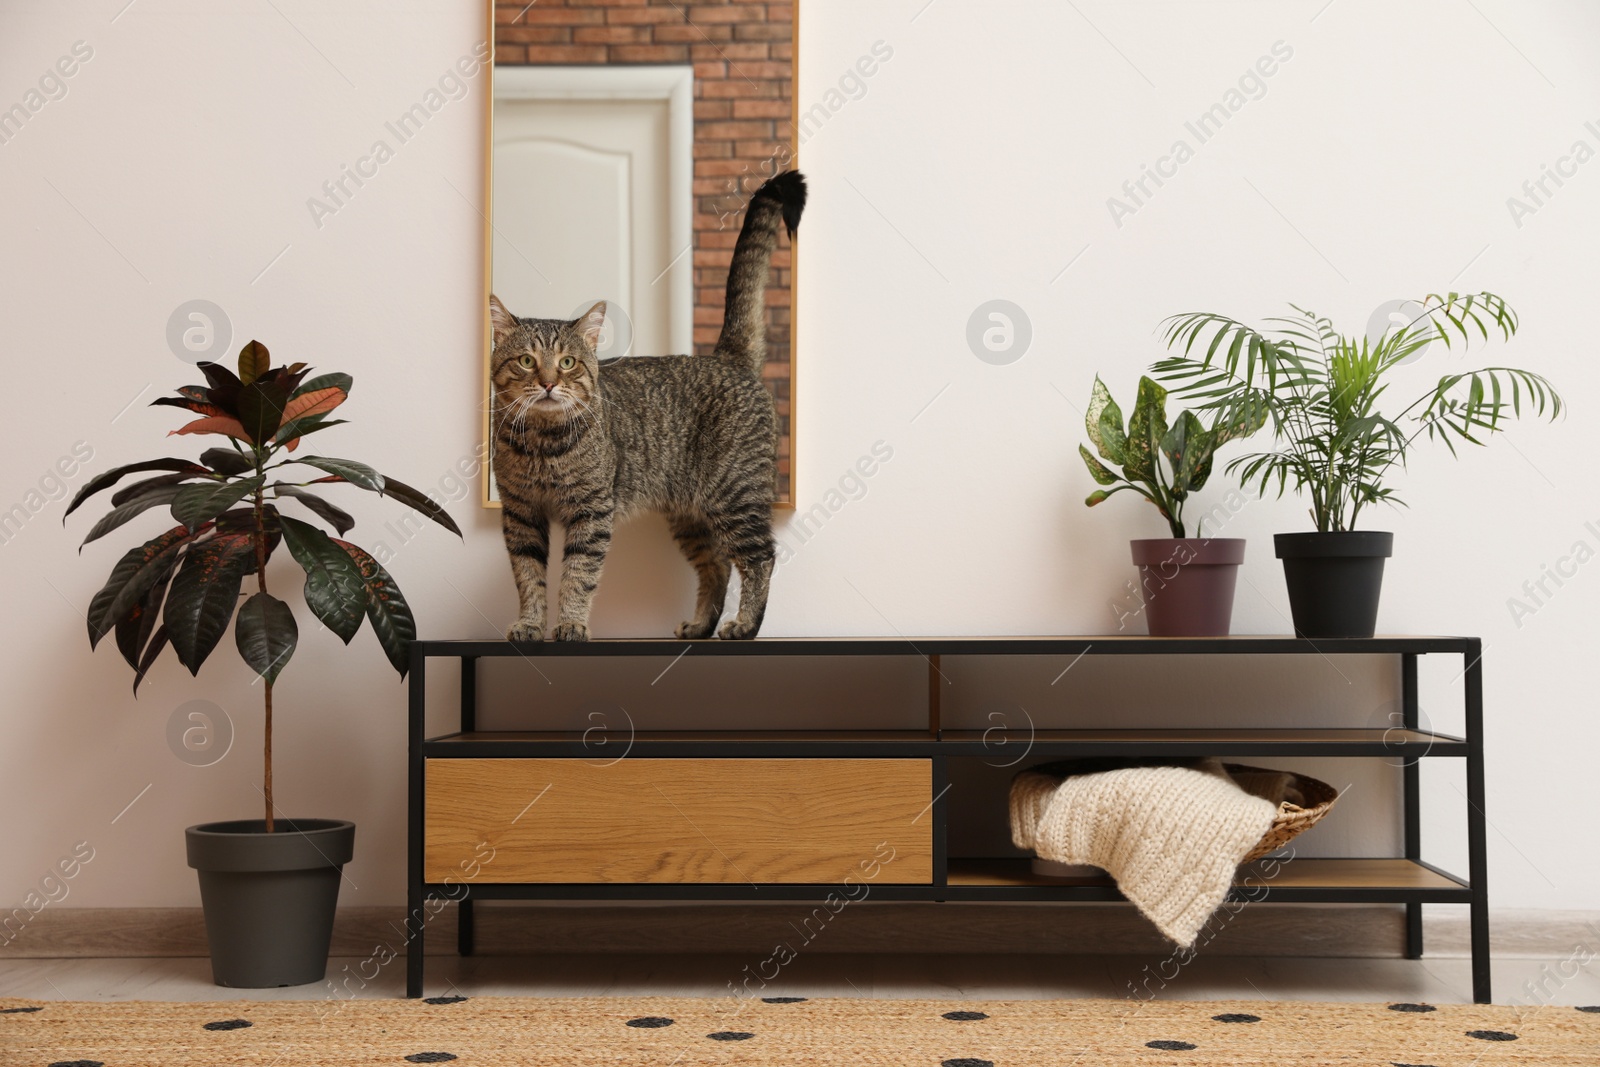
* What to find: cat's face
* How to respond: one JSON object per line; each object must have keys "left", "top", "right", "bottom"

{"left": 488, "top": 296, "right": 603, "bottom": 426}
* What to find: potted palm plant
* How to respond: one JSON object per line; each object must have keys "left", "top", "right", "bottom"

{"left": 68, "top": 341, "right": 459, "bottom": 987}
{"left": 1080, "top": 375, "right": 1263, "bottom": 635}
{"left": 1153, "top": 292, "right": 1562, "bottom": 637}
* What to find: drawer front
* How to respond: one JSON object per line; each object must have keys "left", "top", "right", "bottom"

{"left": 425, "top": 758, "right": 932, "bottom": 884}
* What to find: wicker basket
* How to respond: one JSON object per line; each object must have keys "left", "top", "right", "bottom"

{"left": 1228, "top": 763, "right": 1341, "bottom": 862}
{"left": 1011, "top": 761, "right": 1340, "bottom": 867}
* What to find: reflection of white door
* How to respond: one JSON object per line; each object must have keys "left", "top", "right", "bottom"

{"left": 492, "top": 67, "right": 693, "bottom": 359}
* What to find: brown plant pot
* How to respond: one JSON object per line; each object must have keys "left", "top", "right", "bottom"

{"left": 1129, "top": 538, "right": 1246, "bottom": 637}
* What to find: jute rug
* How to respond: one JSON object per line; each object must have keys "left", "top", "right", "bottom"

{"left": 3, "top": 995, "right": 1596, "bottom": 1066}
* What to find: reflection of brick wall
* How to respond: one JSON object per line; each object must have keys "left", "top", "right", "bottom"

{"left": 494, "top": 1, "right": 795, "bottom": 496}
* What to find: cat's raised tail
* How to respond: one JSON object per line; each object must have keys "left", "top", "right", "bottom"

{"left": 714, "top": 169, "right": 806, "bottom": 375}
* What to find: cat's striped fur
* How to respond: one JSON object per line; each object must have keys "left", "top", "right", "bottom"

{"left": 490, "top": 170, "right": 806, "bottom": 641}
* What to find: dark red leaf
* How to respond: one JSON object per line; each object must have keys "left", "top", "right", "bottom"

{"left": 164, "top": 531, "right": 256, "bottom": 675}
{"left": 333, "top": 539, "right": 415, "bottom": 677}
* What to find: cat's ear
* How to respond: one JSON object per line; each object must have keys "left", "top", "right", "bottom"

{"left": 576, "top": 301, "right": 606, "bottom": 350}
{"left": 489, "top": 294, "right": 517, "bottom": 345}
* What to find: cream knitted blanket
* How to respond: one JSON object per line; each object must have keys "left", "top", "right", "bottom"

{"left": 1009, "top": 760, "right": 1282, "bottom": 947}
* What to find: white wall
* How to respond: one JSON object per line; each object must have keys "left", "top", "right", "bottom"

{"left": 2, "top": 1, "right": 1596, "bottom": 918}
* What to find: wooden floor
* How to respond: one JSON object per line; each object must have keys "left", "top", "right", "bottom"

{"left": 4, "top": 951, "right": 1598, "bottom": 1007}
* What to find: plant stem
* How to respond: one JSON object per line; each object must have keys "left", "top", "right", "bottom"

{"left": 253, "top": 484, "right": 273, "bottom": 833}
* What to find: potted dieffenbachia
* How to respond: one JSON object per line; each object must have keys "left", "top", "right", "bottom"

{"left": 69, "top": 342, "right": 459, "bottom": 987}
{"left": 1080, "top": 375, "right": 1264, "bottom": 635}
{"left": 1154, "top": 293, "right": 1561, "bottom": 637}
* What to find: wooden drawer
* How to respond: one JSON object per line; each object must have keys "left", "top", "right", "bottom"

{"left": 425, "top": 758, "right": 932, "bottom": 884}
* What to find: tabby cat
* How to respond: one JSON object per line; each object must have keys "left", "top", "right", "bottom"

{"left": 489, "top": 170, "right": 806, "bottom": 642}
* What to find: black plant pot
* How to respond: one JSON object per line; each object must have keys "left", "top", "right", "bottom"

{"left": 185, "top": 818, "right": 355, "bottom": 988}
{"left": 1274, "top": 531, "right": 1394, "bottom": 639}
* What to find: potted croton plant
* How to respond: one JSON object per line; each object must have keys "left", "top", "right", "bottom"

{"left": 1080, "top": 375, "right": 1264, "bottom": 635}
{"left": 1153, "top": 293, "right": 1562, "bottom": 637}
{"left": 69, "top": 342, "right": 459, "bottom": 987}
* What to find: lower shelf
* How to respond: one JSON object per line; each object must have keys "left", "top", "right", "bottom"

{"left": 948, "top": 858, "right": 1468, "bottom": 899}
{"left": 428, "top": 857, "right": 1469, "bottom": 904}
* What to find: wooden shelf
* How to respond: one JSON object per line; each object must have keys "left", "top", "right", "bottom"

{"left": 948, "top": 858, "right": 1466, "bottom": 893}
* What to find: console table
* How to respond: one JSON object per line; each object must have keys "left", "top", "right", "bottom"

{"left": 406, "top": 636, "right": 1488, "bottom": 1002}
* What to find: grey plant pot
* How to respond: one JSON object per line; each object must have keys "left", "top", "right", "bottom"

{"left": 185, "top": 818, "right": 355, "bottom": 988}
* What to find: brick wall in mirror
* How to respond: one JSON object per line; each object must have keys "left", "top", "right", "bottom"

{"left": 487, "top": 1, "right": 797, "bottom": 506}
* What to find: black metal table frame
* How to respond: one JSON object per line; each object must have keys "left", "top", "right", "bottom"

{"left": 406, "top": 636, "right": 1488, "bottom": 1002}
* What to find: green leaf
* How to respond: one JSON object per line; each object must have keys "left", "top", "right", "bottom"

{"left": 271, "top": 415, "right": 348, "bottom": 448}
{"left": 1084, "top": 377, "right": 1127, "bottom": 465}
{"left": 1079, "top": 444, "right": 1120, "bottom": 486}
{"left": 171, "top": 475, "right": 264, "bottom": 531}
{"left": 81, "top": 484, "right": 186, "bottom": 548}
{"left": 280, "top": 516, "right": 367, "bottom": 643}
{"left": 1123, "top": 376, "right": 1169, "bottom": 482}
{"left": 164, "top": 531, "right": 256, "bottom": 675}
{"left": 378, "top": 475, "right": 462, "bottom": 537}
{"left": 65, "top": 458, "right": 201, "bottom": 521}
{"left": 200, "top": 447, "right": 255, "bottom": 476}
{"left": 109, "top": 469, "right": 212, "bottom": 507}
{"left": 238, "top": 340, "right": 271, "bottom": 386}
{"left": 291, "top": 372, "right": 352, "bottom": 400}
{"left": 276, "top": 486, "right": 355, "bottom": 535}
{"left": 1162, "top": 411, "right": 1211, "bottom": 494}
{"left": 335, "top": 539, "right": 415, "bottom": 677}
{"left": 1210, "top": 396, "right": 1268, "bottom": 448}
{"left": 87, "top": 525, "right": 196, "bottom": 649}
{"left": 293, "top": 456, "right": 384, "bottom": 492}
{"left": 235, "top": 592, "right": 298, "bottom": 684}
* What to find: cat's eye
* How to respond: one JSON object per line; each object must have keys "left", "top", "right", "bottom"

{"left": 518, "top": 354, "right": 534, "bottom": 369}
{"left": 559, "top": 355, "right": 576, "bottom": 370}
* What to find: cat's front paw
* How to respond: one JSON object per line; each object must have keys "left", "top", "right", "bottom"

{"left": 550, "top": 622, "right": 590, "bottom": 642}
{"left": 675, "top": 619, "right": 716, "bottom": 640}
{"left": 717, "top": 618, "right": 760, "bottom": 640}
{"left": 506, "top": 619, "right": 544, "bottom": 643}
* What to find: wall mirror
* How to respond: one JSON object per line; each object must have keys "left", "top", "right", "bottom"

{"left": 482, "top": 1, "right": 798, "bottom": 507}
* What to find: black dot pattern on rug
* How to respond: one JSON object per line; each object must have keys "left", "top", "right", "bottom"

{"left": 3, "top": 1006, "right": 44, "bottom": 1013}
{"left": 47, "top": 1062, "right": 103, "bottom": 1067}
{"left": 707, "top": 1031, "right": 755, "bottom": 1041}
{"left": 1212, "top": 1013, "right": 1260, "bottom": 1023}
{"left": 203, "top": 1018, "right": 252, "bottom": 1031}
{"left": 1466, "top": 1030, "right": 1518, "bottom": 1042}
{"left": 762, "top": 996, "right": 807, "bottom": 1003}
{"left": 404, "top": 1054, "right": 458, "bottom": 1064}
{"left": 942, "top": 1011, "right": 989, "bottom": 1021}
{"left": 1577, "top": 1005, "right": 1600, "bottom": 1013}
{"left": 423, "top": 995, "right": 468, "bottom": 1005}
{"left": 941, "top": 1060, "right": 994, "bottom": 1067}
{"left": 626, "top": 1016, "right": 674, "bottom": 1029}
{"left": 1387, "top": 1003, "right": 1436, "bottom": 1013}
{"left": 1146, "top": 1040, "right": 1197, "bottom": 1051}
